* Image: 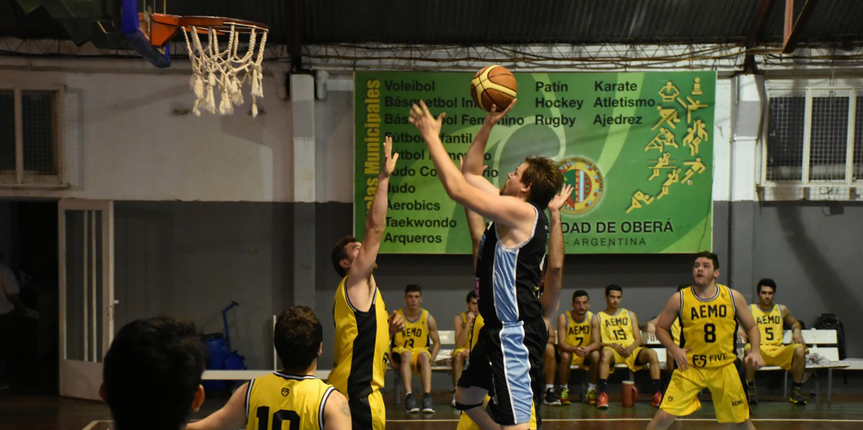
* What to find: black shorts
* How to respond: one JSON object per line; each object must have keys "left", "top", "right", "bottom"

{"left": 458, "top": 319, "right": 547, "bottom": 426}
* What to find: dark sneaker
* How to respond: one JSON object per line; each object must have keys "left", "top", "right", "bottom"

{"left": 422, "top": 393, "right": 435, "bottom": 413}
{"left": 543, "top": 388, "right": 561, "bottom": 406}
{"left": 789, "top": 387, "right": 807, "bottom": 405}
{"left": 405, "top": 393, "right": 420, "bottom": 413}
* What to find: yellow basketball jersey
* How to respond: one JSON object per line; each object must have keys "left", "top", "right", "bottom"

{"left": 393, "top": 308, "right": 429, "bottom": 350}
{"left": 679, "top": 284, "right": 737, "bottom": 368}
{"left": 329, "top": 275, "right": 390, "bottom": 396}
{"left": 468, "top": 314, "right": 485, "bottom": 351}
{"left": 245, "top": 373, "right": 336, "bottom": 430}
{"left": 670, "top": 316, "right": 681, "bottom": 345}
{"left": 563, "top": 310, "right": 594, "bottom": 348}
{"left": 750, "top": 304, "right": 783, "bottom": 346}
{"left": 599, "top": 308, "right": 636, "bottom": 348}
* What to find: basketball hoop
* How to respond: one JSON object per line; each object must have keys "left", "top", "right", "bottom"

{"left": 175, "top": 17, "right": 269, "bottom": 117}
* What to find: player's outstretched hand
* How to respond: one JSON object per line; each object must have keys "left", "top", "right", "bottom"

{"left": 409, "top": 101, "right": 445, "bottom": 140}
{"left": 381, "top": 135, "right": 399, "bottom": 179}
{"left": 484, "top": 99, "right": 517, "bottom": 127}
{"left": 548, "top": 183, "right": 574, "bottom": 213}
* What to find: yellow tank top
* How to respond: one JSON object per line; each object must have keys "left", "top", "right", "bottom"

{"left": 393, "top": 308, "right": 429, "bottom": 350}
{"left": 750, "top": 304, "right": 783, "bottom": 346}
{"left": 245, "top": 373, "right": 336, "bottom": 430}
{"left": 670, "top": 316, "right": 681, "bottom": 345}
{"left": 679, "top": 284, "right": 737, "bottom": 368}
{"left": 563, "top": 311, "right": 594, "bottom": 348}
{"left": 469, "top": 314, "right": 485, "bottom": 351}
{"left": 329, "top": 276, "right": 389, "bottom": 396}
{"left": 599, "top": 309, "right": 636, "bottom": 348}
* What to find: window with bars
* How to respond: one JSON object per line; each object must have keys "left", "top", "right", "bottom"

{"left": 765, "top": 89, "right": 861, "bottom": 185}
{"left": 0, "top": 86, "right": 64, "bottom": 186}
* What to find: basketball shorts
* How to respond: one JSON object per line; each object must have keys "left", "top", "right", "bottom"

{"left": 348, "top": 388, "right": 385, "bottom": 430}
{"left": 750, "top": 344, "right": 806, "bottom": 371}
{"left": 392, "top": 347, "right": 430, "bottom": 375}
{"left": 604, "top": 345, "right": 647, "bottom": 373}
{"left": 567, "top": 350, "right": 592, "bottom": 370}
{"left": 458, "top": 319, "right": 547, "bottom": 427}
{"left": 456, "top": 395, "right": 537, "bottom": 430}
{"left": 453, "top": 347, "right": 469, "bottom": 361}
{"left": 660, "top": 360, "right": 750, "bottom": 423}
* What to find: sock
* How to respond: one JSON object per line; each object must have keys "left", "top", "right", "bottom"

{"left": 598, "top": 379, "right": 608, "bottom": 394}
{"left": 588, "top": 383, "right": 597, "bottom": 391}
{"left": 793, "top": 382, "right": 802, "bottom": 390}
{"left": 652, "top": 379, "right": 661, "bottom": 393}
{"left": 561, "top": 384, "right": 569, "bottom": 391}
{"left": 546, "top": 384, "right": 554, "bottom": 391}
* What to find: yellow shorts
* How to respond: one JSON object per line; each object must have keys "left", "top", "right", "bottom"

{"left": 368, "top": 389, "right": 385, "bottom": 430}
{"left": 604, "top": 346, "right": 646, "bottom": 373}
{"left": 661, "top": 363, "right": 749, "bottom": 423}
{"left": 569, "top": 352, "right": 592, "bottom": 370}
{"left": 453, "top": 347, "right": 469, "bottom": 358}
{"left": 752, "top": 344, "right": 806, "bottom": 371}
{"left": 392, "top": 347, "right": 430, "bottom": 375}
{"left": 456, "top": 395, "right": 537, "bottom": 430}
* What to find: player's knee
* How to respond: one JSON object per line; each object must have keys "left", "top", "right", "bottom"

{"left": 418, "top": 352, "right": 430, "bottom": 364}
{"left": 560, "top": 351, "right": 571, "bottom": 362}
{"left": 794, "top": 346, "right": 806, "bottom": 357}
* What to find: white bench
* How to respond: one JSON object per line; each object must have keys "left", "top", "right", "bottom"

{"left": 750, "top": 329, "right": 849, "bottom": 403}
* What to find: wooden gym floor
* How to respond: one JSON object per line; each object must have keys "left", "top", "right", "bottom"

{"left": 3, "top": 390, "right": 863, "bottom": 430}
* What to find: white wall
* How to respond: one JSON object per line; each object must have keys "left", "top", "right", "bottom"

{"left": 1, "top": 62, "right": 295, "bottom": 202}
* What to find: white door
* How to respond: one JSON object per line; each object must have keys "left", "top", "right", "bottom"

{"left": 58, "top": 199, "right": 114, "bottom": 400}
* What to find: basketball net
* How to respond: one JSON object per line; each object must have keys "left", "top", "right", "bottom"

{"left": 182, "top": 23, "right": 268, "bottom": 117}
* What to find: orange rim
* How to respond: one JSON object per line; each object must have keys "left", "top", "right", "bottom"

{"left": 177, "top": 16, "right": 269, "bottom": 35}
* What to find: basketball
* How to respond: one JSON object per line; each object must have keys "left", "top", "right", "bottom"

{"left": 470, "top": 65, "right": 517, "bottom": 112}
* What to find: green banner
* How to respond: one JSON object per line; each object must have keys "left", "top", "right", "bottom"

{"left": 355, "top": 71, "right": 715, "bottom": 254}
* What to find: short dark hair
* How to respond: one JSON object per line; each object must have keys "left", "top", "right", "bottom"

{"left": 275, "top": 306, "right": 323, "bottom": 372}
{"left": 757, "top": 278, "right": 777, "bottom": 294}
{"left": 405, "top": 283, "right": 422, "bottom": 295}
{"left": 694, "top": 251, "right": 720, "bottom": 270}
{"left": 605, "top": 284, "right": 622, "bottom": 296}
{"left": 331, "top": 236, "right": 357, "bottom": 277}
{"left": 103, "top": 317, "right": 206, "bottom": 430}
{"left": 572, "top": 290, "right": 589, "bottom": 302}
{"left": 466, "top": 290, "right": 477, "bottom": 302}
{"left": 521, "top": 156, "right": 563, "bottom": 209}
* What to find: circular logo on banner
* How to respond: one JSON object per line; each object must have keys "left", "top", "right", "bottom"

{"left": 559, "top": 157, "right": 604, "bottom": 216}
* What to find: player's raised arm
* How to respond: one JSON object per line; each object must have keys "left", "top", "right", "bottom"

{"left": 409, "top": 100, "right": 534, "bottom": 229}
{"left": 346, "top": 135, "right": 398, "bottom": 292}
{"left": 541, "top": 183, "right": 572, "bottom": 318}
{"left": 461, "top": 102, "right": 517, "bottom": 194}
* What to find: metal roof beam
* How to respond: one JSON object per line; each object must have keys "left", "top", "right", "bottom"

{"left": 744, "top": 0, "right": 775, "bottom": 73}
{"left": 782, "top": 0, "right": 821, "bottom": 53}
